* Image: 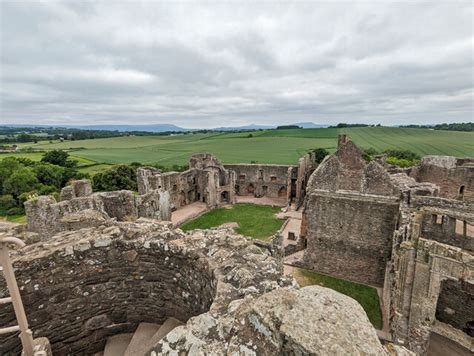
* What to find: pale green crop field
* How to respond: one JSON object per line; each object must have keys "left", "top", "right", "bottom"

{"left": 5, "top": 127, "right": 473, "bottom": 171}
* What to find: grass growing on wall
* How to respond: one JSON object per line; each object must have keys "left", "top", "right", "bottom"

{"left": 293, "top": 267, "right": 383, "bottom": 329}
{"left": 180, "top": 203, "right": 284, "bottom": 240}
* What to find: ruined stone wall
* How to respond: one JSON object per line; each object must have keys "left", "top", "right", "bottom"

{"left": 24, "top": 189, "right": 170, "bottom": 237}
{"left": 420, "top": 212, "right": 474, "bottom": 252}
{"left": 0, "top": 222, "right": 216, "bottom": 355}
{"left": 410, "top": 156, "right": 474, "bottom": 200}
{"left": 307, "top": 140, "right": 396, "bottom": 196}
{"left": 389, "top": 196, "right": 474, "bottom": 355}
{"left": 59, "top": 179, "right": 93, "bottom": 201}
{"left": 138, "top": 154, "right": 235, "bottom": 209}
{"left": 302, "top": 190, "right": 399, "bottom": 286}
{"left": 294, "top": 153, "right": 318, "bottom": 207}
{"left": 435, "top": 279, "right": 474, "bottom": 336}
{"left": 404, "top": 238, "right": 474, "bottom": 354}
{"left": 224, "top": 164, "right": 291, "bottom": 200}
{"left": 301, "top": 136, "right": 401, "bottom": 287}
{"left": 0, "top": 219, "right": 409, "bottom": 355}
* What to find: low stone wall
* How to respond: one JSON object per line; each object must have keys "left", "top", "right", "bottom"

{"left": 24, "top": 189, "right": 170, "bottom": 237}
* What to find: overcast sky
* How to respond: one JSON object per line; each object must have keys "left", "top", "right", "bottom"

{"left": 0, "top": 1, "right": 473, "bottom": 128}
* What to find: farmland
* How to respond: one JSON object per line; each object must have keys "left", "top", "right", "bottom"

{"left": 2, "top": 127, "right": 473, "bottom": 173}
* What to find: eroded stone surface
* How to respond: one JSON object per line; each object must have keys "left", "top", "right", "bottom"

{"left": 154, "top": 286, "right": 387, "bottom": 355}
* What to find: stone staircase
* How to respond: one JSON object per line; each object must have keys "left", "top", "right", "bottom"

{"left": 94, "top": 318, "right": 184, "bottom": 356}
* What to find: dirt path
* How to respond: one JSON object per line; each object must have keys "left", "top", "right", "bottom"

{"left": 171, "top": 202, "right": 208, "bottom": 226}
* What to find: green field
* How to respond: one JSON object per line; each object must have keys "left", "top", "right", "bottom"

{"left": 293, "top": 267, "right": 383, "bottom": 329}
{"left": 3, "top": 127, "right": 473, "bottom": 171}
{"left": 181, "top": 203, "right": 284, "bottom": 240}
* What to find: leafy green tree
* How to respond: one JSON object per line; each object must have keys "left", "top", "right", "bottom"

{"left": 312, "top": 148, "right": 330, "bottom": 164}
{"left": 0, "top": 158, "right": 23, "bottom": 194}
{"left": 92, "top": 165, "right": 137, "bottom": 191}
{"left": 41, "top": 150, "right": 77, "bottom": 167}
{"left": 3, "top": 167, "right": 39, "bottom": 198}
{"left": 0, "top": 194, "right": 16, "bottom": 214}
{"left": 33, "top": 163, "right": 65, "bottom": 188}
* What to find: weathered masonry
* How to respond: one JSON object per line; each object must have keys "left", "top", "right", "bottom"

{"left": 137, "top": 153, "right": 236, "bottom": 209}
{"left": 225, "top": 164, "right": 292, "bottom": 201}
{"left": 301, "top": 137, "right": 403, "bottom": 286}
{"left": 138, "top": 153, "right": 317, "bottom": 209}
{"left": 388, "top": 195, "right": 474, "bottom": 355}
{"left": 298, "top": 135, "right": 474, "bottom": 355}
{"left": 410, "top": 155, "right": 474, "bottom": 200}
{"left": 24, "top": 179, "right": 171, "bottom": 237}
{"left": 0, "top": 220, "right": 400, "bottom": 355}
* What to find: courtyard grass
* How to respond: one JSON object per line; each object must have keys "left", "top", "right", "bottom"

{"left": 293, "top": 267, "right": 383, "bottom": 329}
{"left": 180, "top": 203, "right": 284, "bottom": 240}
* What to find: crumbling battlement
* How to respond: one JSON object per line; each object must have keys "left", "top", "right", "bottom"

{"left": 137, "top": 153, "right": 236, "bottom": 209}
{"left": 1, "top": 220, "right": 403, "bottom": 355}
{"left": 24, "top": 180, "right": 171, "bottom": 237}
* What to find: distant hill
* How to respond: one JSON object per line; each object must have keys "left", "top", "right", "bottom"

{"left": 2, "top": 123, "right": 190, "bottom": 132}
{"left": 2, "top": 122, "right": 328, "bottom": 132}
{"left": 212, "top": 122, "right": 327, "bottom": 131}
{"left": 71, "top": 124, "right": 190, "bottom": 132}
{"left": 294, "top": 122, "right": 328, "bottom": 128}
{"left": 212, "top": 124, "right": 275, "bottom": 131}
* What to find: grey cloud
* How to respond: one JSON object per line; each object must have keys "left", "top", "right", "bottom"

{"left": 0, "top": 0, "right": 472, "bottom": 128}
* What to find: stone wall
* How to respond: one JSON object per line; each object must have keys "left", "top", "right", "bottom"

{"left": 294, "top": 152, "right": 319, "bottom": 208}
{"left": 410, "top": 156, "right": 474, "bottom": 200}
{"left": 388, "top": 195, "right": 474, "bottom": 354}
{"left": 302, "top": 191, "right": 399, "bottom": 286}
{"left": 0, "top": 221, "right": 216, "bottom": 354}
{"left": 420, "top": 212, "right": 474, "bottom": 252}
{"left": 0, "top": 220, "right": 290, "bottom": 355}
{"left": 224, "top": 163, "right": 292, "bottom": 200}
{"left": 24, "top": 185, "right": 171, "bottom": 237}
{"left": 301, "top": 136, "right": 400, "bottom": 287}
{"left": 138, "top": 153, "right": 236, "bottom": 209}
{"left": 435, "top": 279, "right": 474, "bottom": 336}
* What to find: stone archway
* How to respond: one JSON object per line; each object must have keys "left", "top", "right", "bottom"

{"left": 221, "top": 191, "right": 230, "bottom": 203}
{"left": 278, "top": 186, "right": 287, "bottom": 198}
{"left": 247, "top": 184, "right": 255, "bottom": 195}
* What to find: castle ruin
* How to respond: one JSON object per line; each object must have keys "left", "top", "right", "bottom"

{"left": 1, "top": 137, "right": 472, "bottom": 355}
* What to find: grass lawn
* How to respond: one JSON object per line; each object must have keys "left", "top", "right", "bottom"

{"left": 180, "top": 203, "right": 284, "bottom": 240}
{"left": 293, "top": 267, "right": 383, "bottom": 329}
{"left": 77, "top": 163, "right": 114, "bottom": 176}
{"left": 0, "top": 152, "right": 97, "bottom": 166}
{"left": 0, "top": 215, "right": 27, "bottom": 223}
